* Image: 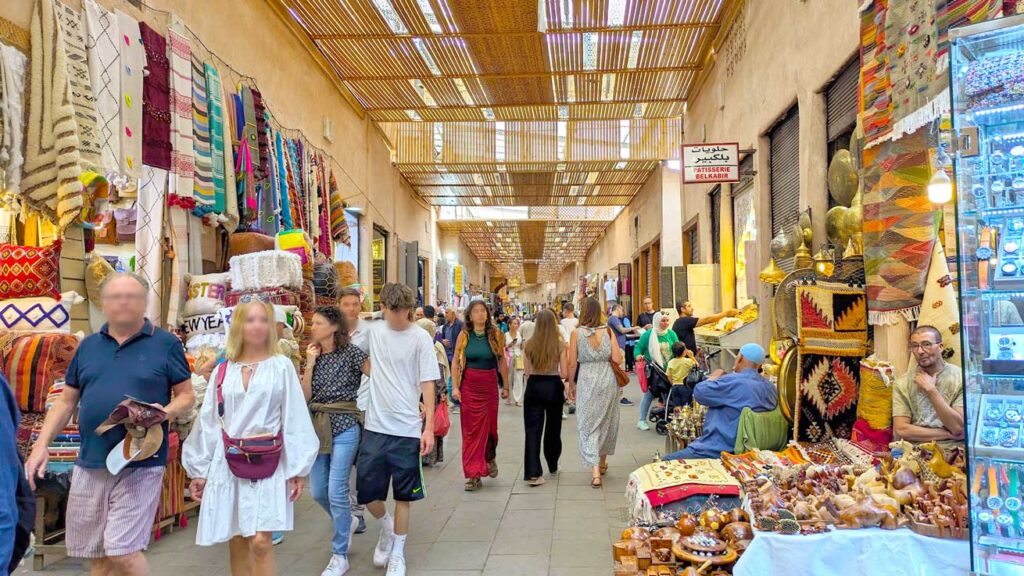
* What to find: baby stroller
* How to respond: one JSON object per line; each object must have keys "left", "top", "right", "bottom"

{"left": 645, "top": 352, "right": 713, "bottom": 436}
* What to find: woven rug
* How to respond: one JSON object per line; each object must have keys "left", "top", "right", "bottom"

{"left": 626, "top": 459, "right": 741, "bottom": 523}
{"left": 795, "top": 353, "right": 862, "bottom": 443}
{"left": 796, "top": 284, "right": 868, "bottom": 353}
{"left": 859, "top": 0, "right": 892, "bottom": 146}
{"left": 862, "top": 126, "right": 941, "bottom": 325}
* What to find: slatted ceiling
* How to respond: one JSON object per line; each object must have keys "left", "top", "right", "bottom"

{"left": 370, "top": 101, "right": 684, "bottom": 122}
{"left": 523, "top": 263, "right": 539, "bottom": 284}
{"left": 478, "top": 77, "right": 555, "bottom": 106}
{"left": 518, "top": 222, "right": 548, "bottom": 259}
{"left": 465, "top": 35, "right": 549, "bottom": 75}
{"left": 449, "top": 0, "right": 538, "bottom": 33}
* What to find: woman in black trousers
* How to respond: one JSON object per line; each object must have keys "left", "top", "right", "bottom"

{"left": 522, "top": 309, "right": 571, "bottom": 486}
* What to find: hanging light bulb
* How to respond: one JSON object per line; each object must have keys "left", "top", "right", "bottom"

{"left": 928, "top": 169, "right": 953, "bottom": 204}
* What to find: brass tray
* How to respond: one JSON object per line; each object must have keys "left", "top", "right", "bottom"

{"left": 777, "top": 345, "right": 799, "bottom": 422}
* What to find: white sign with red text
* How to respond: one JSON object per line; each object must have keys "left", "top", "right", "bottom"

{"left": 682, "top": 143, "right": 740, "bottom": 184}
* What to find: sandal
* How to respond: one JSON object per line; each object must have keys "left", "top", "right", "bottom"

{"left": 527, "top": 476, "right": 546, "bottom": 487}
{"left": 464, "top": 478, "right": 482, "bottom": 491}
{"left": 591, "top": 474, "right": 603, "bottom": 489}
{"left": 599, "top": 463, "right": 609, "bottom": 476}
{"left": 487, "top": 461, "right": 499, "bottom": 478}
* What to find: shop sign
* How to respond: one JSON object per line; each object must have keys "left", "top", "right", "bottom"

{"left": 454, "top": 265, "right": 464, "bottom": 294}
{"left": 682, "top": 143, "right": 739, "bottom": 183}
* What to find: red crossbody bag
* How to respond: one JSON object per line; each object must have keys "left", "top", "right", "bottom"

{"left": 215, "top": 362, "right": 284, "bottom": 481}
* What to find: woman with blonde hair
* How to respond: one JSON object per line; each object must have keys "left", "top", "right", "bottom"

{"left": 566, "top": 297, "right": 623, "bottom": 488}
{"left": 183, "top": 300, "right": 318, "bottom": 576}
{"left": 522, "top": 309, "right": 569, "bottom": 486}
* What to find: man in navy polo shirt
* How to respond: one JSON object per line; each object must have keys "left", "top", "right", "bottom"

{"left": 25, "top": 273, "right": 194, "bottom": 576}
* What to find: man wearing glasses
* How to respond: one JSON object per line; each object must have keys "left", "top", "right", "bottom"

{"left": 893, "top": 325, "right": 965, "bottom": 452}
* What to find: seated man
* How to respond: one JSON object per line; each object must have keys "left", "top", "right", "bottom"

{"left": 664, "top": 343, "right": 777, "bottom": 459}
{"left": 893, "top": 325, "right": 964, "bottom": 451}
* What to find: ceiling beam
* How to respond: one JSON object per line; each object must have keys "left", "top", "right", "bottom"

{"left": 366, "top": 97, "right": 688, "bottom": 112}
{"left": 339, "top": 66, "right": 700, "bottom": 81}
{"left": 310, "top": 23, "right": 721, "bottom": 41}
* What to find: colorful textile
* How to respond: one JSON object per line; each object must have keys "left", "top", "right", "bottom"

{"left": 275, "top": 228, "right": 311, "bottom": 266}
{"left": 204, "top": 63, "right": 226, "bottom": 215}
{"left": 795, "top": 353, "right": 861, "bottom": 442}
{"left": 167, "top": 19, "right": 194, "bottom": 201}
{"left": 4, "top": 333, "right": 79, "bottom": 413}
{"left": 862, "top": 126, "right": 941, "bottom": 325}
{"left": 165, "top": 207, "right": 190, "bottom": 327}
{"left": 136, "top": 166, "right": 167, "bottom": 325}
{"left": 851, "top": 418, "right": 894, "bottom": 453}
{"left": 460, "top": 367, "right": 499, "bottom": 479}
{"left": 22, "top": 0, "right": 85, "bottom": 229}
{"left": 0, "top": 291, "right": 82, "bottom": 332}
{"left": 915, "top": 242, "right": 962, "bottom": 365}
{"left": 139, "top": 23, "right": 171, "bottom": 170}
{"left": 0, "top": 241, "right": 62, "bottom": 300}
{"left": 224, "top": 286, "right": 301, "bottom": 308}
{"left": 796, "top": 284, "right": 868, "bottom": 353}
{"left": 858, "top": 358, "right": 895, "bottom": 431}
{"left": 190, "top": 55, "right": 214, "bottom": 212}
{"left": 329, "top": 169, "right": 350, "bottom": 245}
{"left": 182, "top": 272, "right": 228, "bottom": 316}
{"left": 275, "top": 132, "right": 293, "bottom": 229}
{"left": 83, "top": 0, "right": 120, "bottom": 179}
{"left": 859, "top": 0, "right": 893, "bottom": 145}
{"left": 937, "top": 0, "right": 1004, "bottom": 68}
{"left": 0, "top": 44, "right": 27, "bottom": 206}
{"left": 883, "top": 0, "right": 948, "bottom": 143}
{"left": 626, "top": 458, "right": 742, "bottom": 523}
{"left": 115, "top": 10, "right": 143, "bottom": 193}
{"left": 55, "top": 1, "right": 101, "bottom": 171}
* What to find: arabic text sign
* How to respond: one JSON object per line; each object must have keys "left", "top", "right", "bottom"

{"left": 683, "top": 143, "right": 739, "bottom": 183}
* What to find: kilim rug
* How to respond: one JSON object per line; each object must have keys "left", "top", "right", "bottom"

{"left": 859, "top": 0, "right": 892, "bottom": 146}
{"left": 862, "top": 125, "right": 941, "bottom": 325}
{"left": 796, "top": 284, "right": 868, "bottom": 353}
{"left": 795, "top": 353, "right": 862, "bottom": 443}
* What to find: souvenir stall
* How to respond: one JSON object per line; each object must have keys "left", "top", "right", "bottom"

{"left": 0, "top": 0, "right": 355, "bottom": 567}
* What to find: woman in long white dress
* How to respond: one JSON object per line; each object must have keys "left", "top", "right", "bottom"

{"left": 505, "top": 316, "right": 526, "bottom": 406}
{"left": 183, "top": 300, "right": 318, "bottom": 576}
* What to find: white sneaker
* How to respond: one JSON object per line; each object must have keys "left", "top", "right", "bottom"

{"left": 320, "top": 554, "right": 349, "bottom": 576}
{"left": 349, "top": 515, "right": 359, "bottom": 540}
{"left": 373, "top": 526, "right": 395, "bottom": 567}
{"left": 386, "top": 555, "right": 406, "bottom": 576}
{"left": 637, "top": 421, "right": 651, "bottom": 431}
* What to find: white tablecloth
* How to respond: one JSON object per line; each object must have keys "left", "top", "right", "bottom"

{"left": 733, "top": 527, "right": 970, "bottom": 576}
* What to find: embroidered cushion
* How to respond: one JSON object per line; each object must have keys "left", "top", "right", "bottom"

{"left": 0, "top": 291, "right": 83, "bottom": 332}
{"left": 275, "top": 229, "right": 311, "bottom": 267}
{"left": 4, "top": 333, "right": 80, "bottom": 413}
{"left": 224, "top": 286, "right": 301, "bottom": 308}
{"left": 179, "top": 312, "right": 225, "bottom": 341}
{"left": 84, "top": 254, "right": 115, "bottom": 302}
{"left": 228, "top": 251, "right": 303, "bottom": 292}
{"left": 183, "top": 272, "right": 229, "bottom": 316}
{"left": 217, "top": 304, "right": 302, "bottom": 334}
{"left": 0, "top": 241, "right": 62, "bottom": 300}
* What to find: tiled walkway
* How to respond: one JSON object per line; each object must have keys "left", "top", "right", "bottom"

{"left": 22, "top": 387, "right": 663, "bottom": 576}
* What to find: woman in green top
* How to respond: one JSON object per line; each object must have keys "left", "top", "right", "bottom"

{"left": 634, "top": 312, "right": 678, "bottom": 431}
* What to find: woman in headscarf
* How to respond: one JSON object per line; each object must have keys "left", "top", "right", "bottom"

{"left": 634, "top": 312, "right": 679, "bottom": 432}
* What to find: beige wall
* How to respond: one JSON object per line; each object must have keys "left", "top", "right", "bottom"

{"left": 439, "top": 230, "right": 483, "bottom": 289}
{"left": 8, "top": 0, "right": 435, "bottom": 298}
{"left": 681, "top": 0, "right": 860, "bottom": 343}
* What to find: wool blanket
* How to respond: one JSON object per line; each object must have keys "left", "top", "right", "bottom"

{"left": 0, "top": 43, "right": 27, "bottom": 207}
{"left": 190, "top": 55, "right": 214, "bottom": 212}
{"left": 626, "top": 459, "right": 741, "bottom": 523}
{"left": 167, "top": 19, "right": 194, "bottom": 202}
{"left": 796, "top": 283, "right": 868, "bottom": 353}
{"left": 136, "top": 165, "right": 166, "bottom": 325}
{"left": 55, "top": 2, "right": 101, "bottom": 171}
{"left": 83, "top": 0, "right": 120, "bottom": 180}
{"left": 21, "top": 0, "right": 84, "bottom": 229}
{"left": 115, "top": 9, "right": 143, "bottom": 195}
{"left": 862, "top": 126, "right": 941, "bottom": 325}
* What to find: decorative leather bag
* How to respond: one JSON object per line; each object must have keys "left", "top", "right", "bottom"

{"left": 607, "top": 329, "right": 629, "bottom": 388}
{"left": 215, "top": 363, "right": 283, "bottom": 481}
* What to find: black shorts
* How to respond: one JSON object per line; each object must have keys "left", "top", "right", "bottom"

{"left": 356, "top": 429, "right": 425, "bottom": 503}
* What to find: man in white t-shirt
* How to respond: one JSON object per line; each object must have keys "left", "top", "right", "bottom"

{"left": 357, "top": 283, "right": 440, "bottom": 576}
{"left": 603, "top": 276, "right": 618, "bottom": 311}
{"left": 560, "top": 302, "right": 579, "bottom": 333}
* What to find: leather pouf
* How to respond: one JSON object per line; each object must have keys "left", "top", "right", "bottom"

{"left": 227, "top": 232, "right": 275, "bottom": 259}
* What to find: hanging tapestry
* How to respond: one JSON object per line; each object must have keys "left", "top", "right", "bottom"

{"left": 139, "top": 23, "right": 170, "bottom": 171}
{"left": 136, "top": 166, "right": 166, "bottom": 325}
{"left": 166, "top": 207, "right": 190, "bottom": 327}
{"left": 936, "top": 0, "right": 1004, "bottom": 68}
{"left": 862, "top": 125, "right": 941, "bottom": 324}
{"left": 167, "top": 19, "right": 194, "bottom": 202}
{"left": 859, "top": 0, "right": 893, "bottom": 146}
{"left": 21, "top": 0, "right": 85, "bottom": 229}
{"left": 190, "top": 55, "right": 214, "bottom": 213}
{"left": 796, "top": 284, "right": 868, "bottom": 353}
{"left": 915, "top": 242, "right": 962, "bottom": 364}
{"left": 329, "top": 169, "right": 350, "bottom": 245}
{"left": 203, "top": 62, "right": 226, "bottom": 216}
{"left": 883, "top": 0, "right": 949, "bottom": 143}
{"left": 55, "top": 2, "right": 101, "bottom": 171}
{"left": 0, "top": 44, "right": 27, "bottom": 206}
{"left": 795, "top": 352, "right": 862, "bottom": 442}
{"left": 83, "top": 0, "right": 120, "bottom": 180}
{"left": 257, "top": 109, "right": 278, "bottom": 234}
{"left": 115, "top": 10, "right": 143, "bottom": 195}
{"left": 853, "top": 357, "right": 896, "bottom": 452}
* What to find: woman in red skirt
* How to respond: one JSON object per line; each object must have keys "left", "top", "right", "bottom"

{"left": 451, "top": 301, "right": 508, "bottom": 491}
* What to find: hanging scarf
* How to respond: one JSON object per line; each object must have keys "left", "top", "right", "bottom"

{"left": 647, "top": 312, "right": 667, "bottom": 368}
{"left": 203, "top": 62, "right": 226, "bottom": 215}
{"left": 218, "top": 75, "right": 238, "bottom": 232}
{"left": 190, "top": 55, "right": 214, "bottom": 213}
{"left": 136, "top": 165, "right": 166, "bottom": 326}
{"left": 167, "top": 18, "right": 194, "bottom": 203}
{"left": 0, "top": 44, "right": 27, "bottom": 207}
{"left": 56, "top": 1, "right": 101, "bottom": 171}
{"left": 116, "top": 9, "right": 143, "bottom": 195}
{"left": 83, "top": 0, "right": 120, "bottom": 180}
{"left": 317, "top": 157, "right": 331, "bottom": 256}
{"left": 328, "top": 168, "right": 350, "bottom": 245}
{"left": 258, "top": 109, "right": 278, "bottom": 234}
{"left": 139, "top": 23, "right": 170, "bottom": 170}
{"left": 274, "top": 131, "right": 293, "bottom": 229}
{"left": 21, "top": 0, "right": 85, "bottom": 229}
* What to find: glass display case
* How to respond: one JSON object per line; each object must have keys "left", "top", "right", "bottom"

{"left": 952, "top": 14, "right": 1024, "bottom": 575}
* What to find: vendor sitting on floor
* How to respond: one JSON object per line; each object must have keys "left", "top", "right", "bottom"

{"left": 663, "top": 343, "right": 777, "bottom": 460}
{"left": 893, "top": 325, "right": 965, "bottom": 451}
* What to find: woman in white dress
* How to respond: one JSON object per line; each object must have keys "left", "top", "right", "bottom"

{"left": 505, "top": 316, "right": 526, "bottom": 406}
{"left": 183, "top": 300, "right": 318, "bottom": 576}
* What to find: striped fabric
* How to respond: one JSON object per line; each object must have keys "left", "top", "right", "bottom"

{"left": 55, "top": 1, "right": 101, "bottom": 171}
{"left": 274, "top": 131, "right": 293, "bottom": 229}
{"left": 204, "top": 63, "right": 226, "bottom": 215}
{"left": 4, "top": 332, "right": 79, "bottom": 413}
{"left": 329, "top": 168, "right": 350, "bottom": 245}
{"left": 65, "top": 466, "right": 165, "bottom": 558}
{"left": 167, "top": 19, "right": 194, "bottom": 201}
{"left": 190, "top": 56, "right": 214, "bottom": 212}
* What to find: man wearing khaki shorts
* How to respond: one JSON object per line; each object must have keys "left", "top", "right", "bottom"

{"left": 25, "top": 274, "right": 194, "bottom": 575}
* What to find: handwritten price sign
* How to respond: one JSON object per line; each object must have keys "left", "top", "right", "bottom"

{"left": 682, "top": 143, "right": 739, "bottom": 184}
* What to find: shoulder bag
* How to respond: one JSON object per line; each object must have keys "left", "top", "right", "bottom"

{"left": 606, "top": 328, "right": 630, "bottom": 388}
{"left": 215, "top": 362, "right": 284, "bottom": 481}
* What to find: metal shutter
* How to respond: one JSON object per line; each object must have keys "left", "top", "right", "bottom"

{"left": 770, "top": 106, "right": 800, "bottom": 271}
{"left": 710, "top": 186, "right": 721, "bottom": 264}
{"left": 825, "top": 58, "right": 859, "bottom": 142}
{"left": 688, "top": 227, "right": 700, "bottom": 264}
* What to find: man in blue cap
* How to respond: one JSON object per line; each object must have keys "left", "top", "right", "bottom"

{"left": 663, "top": 342, "right": 777, "bottom": 459}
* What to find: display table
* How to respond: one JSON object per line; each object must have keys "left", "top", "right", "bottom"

{"left": 734, "top": 527, "right": 969, "bottom": 576}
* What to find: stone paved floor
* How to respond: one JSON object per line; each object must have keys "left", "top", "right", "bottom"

{"left": 21, "top": 385, "right": 664, "bottom": 576}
